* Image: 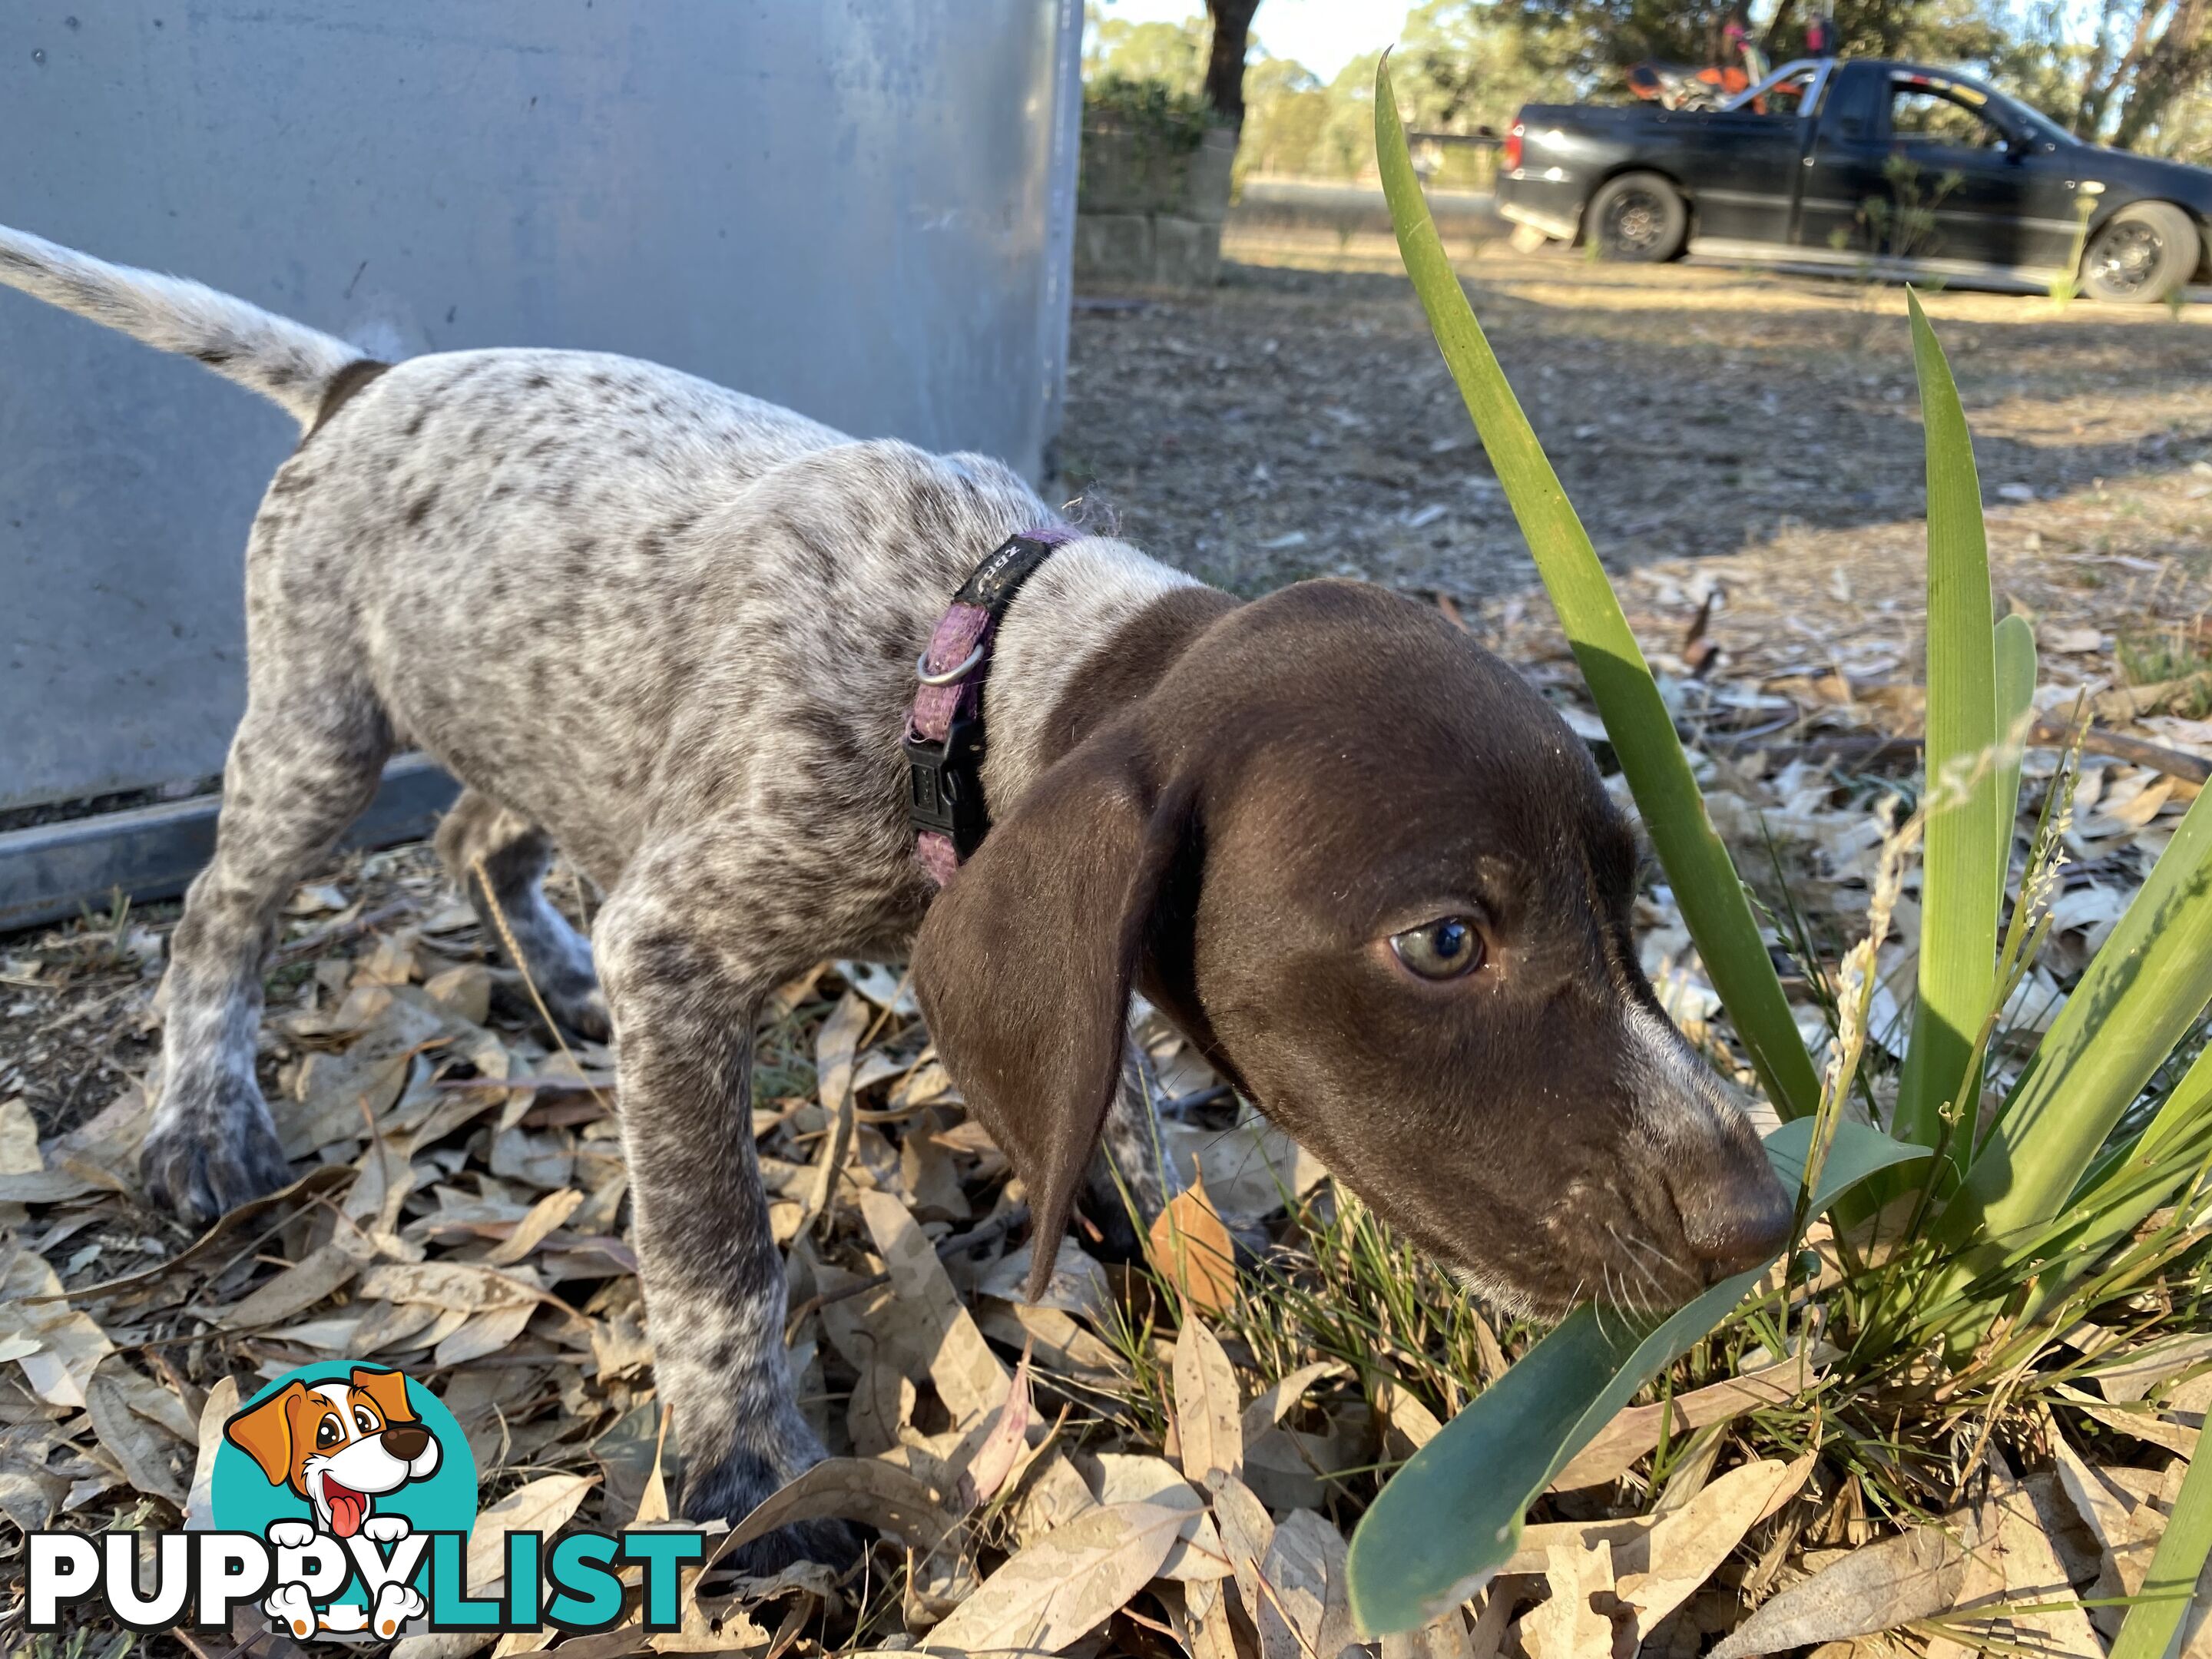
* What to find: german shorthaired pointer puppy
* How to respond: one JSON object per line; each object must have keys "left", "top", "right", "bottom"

{"left": 1, "top": 225, "right": 1791, "bottom": 1568}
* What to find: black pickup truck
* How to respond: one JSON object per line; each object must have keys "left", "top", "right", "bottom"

{"left": 1497, "top": 58, "right": 2212, "bottom": 302}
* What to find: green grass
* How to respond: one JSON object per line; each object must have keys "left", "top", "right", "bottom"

{"left": 2118, "top": 627, "right": 2212, "bottom": 717}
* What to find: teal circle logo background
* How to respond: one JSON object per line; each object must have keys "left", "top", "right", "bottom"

{"left": 211, "top": 1363, "right": 477, "bottom": 1608}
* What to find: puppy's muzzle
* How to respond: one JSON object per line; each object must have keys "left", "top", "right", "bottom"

{"left": 1676, "top": 1164, "right": 1794, "bottom": 1282}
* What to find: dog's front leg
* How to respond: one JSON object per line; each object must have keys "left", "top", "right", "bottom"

{"left": 596, "top": 867, "right": 855, "bottom": 1573}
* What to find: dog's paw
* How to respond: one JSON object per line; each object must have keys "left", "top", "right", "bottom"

{"left": 371, "top": 1581, "right": 427, "bottom": 1637}
{"left": 140, "top": 1089, "right": 292, "bottom": 1224}
{"left": 361, "top": 1514, "right": 412, "bottom": 1544}
{"left": 546, "top": 982, "right": 612, "bottom": 1044}
{"left": 683, "top": 1448, "right": 864, "bottom": 1575}
{"left": 264, "top": 1581, "right": 316, "bottom": 1639}
{"left": 267, "top": 1518, "right": 317, "bottom": 1550}
{"left": 721, "top": 1515, "right": 865, "bottom": 1577}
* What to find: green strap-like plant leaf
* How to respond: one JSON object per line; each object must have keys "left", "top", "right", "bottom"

{"left": 1373, "top": 59, "right": 1820, "bottom": 1122}
{"left": 1992, "top": 615, "right": 2036, "bottom": 897}
{"left": 1344, "top": 1118, "right": 1928, "bottom": 1635}
{"left": 1892, "top": 291, "right": 2003, "bottom": 1172}
{"left": 1942, "top": 780, "right": 2212, "bottom": 1253}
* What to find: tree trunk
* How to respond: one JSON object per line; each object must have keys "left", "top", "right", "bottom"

{"left": 1204, "top": 0, "right": 1263, "bottom": 129}
{"left": 2115, "top": 0, "right": 2212, "bottom": 147}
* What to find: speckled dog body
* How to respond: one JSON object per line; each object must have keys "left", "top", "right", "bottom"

{"left": 1, "top": 225, "right": 1187, "bottom": 1560}
{"left": 2, "top": 226, "right": 1796, "bottom": 1569}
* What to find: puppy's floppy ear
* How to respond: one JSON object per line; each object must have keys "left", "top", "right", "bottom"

{"left": 351, "top": 1366, "right": 416, "bottom": 1426}
{"left": 225, "top": 1381, "right": 308, "bottom": 1488}
{"left": 914, "top": 724, "right": 1193, "bottom": 1303}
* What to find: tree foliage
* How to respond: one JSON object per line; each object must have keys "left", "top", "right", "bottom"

{"left": 1084, "top": 0, "right": 2212, "bottom": 172}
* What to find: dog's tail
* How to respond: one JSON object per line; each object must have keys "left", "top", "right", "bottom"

{"left": 0, "top": 223, "right": 366, "bottom": 430}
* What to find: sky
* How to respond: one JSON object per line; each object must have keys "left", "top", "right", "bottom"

{"left": 1091, "top": 0, "right": 1399, "bottom": 81}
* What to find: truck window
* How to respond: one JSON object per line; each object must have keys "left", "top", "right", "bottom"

{"left": 1889, "top": 83, "right": 2008, "bottom": 150}
{"left": 1753, "top": 68, "right": 1816, "bottom": 117}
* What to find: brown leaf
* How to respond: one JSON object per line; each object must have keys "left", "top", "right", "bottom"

{"left": 224, "top": 1236, "right": 371, "bottom": 1330}
{"left": 858, "top": 1188, "right": 1008, "bottom": 1429}
{"left": 959, "top": 1346, "right": 1034, "bottom": 1511}
{"left": 1086, "top": 1453, "right": 1228, "bottom": 1584}
{"left": 1379, "top": 1378, "right": 1445, "bottom": 1460}
{"left": 434, "top": 1303, "right": 535, "bottom": 1368}
{"left": 1382, "top": 1607, "right": 1479, "bottom": 1659}
{"left": 1525, "top": 1538, "right": 1621, "bottom": 1659}
{"left": 975, "top": 1236, "right": 1114, "bottom": 1321}
{"left": 357, "top": 1260, "right": 540, "bottom": 1312}
{"left": 800, "top": 991, "right": 868, "bottom": 1231}
{"left": 1211, "top": 1471, "right": 1277, "bottom": 1635}
{"left": 286, "top": 995, "right": 448, "bottom": 1156}
{"left": 1174, "top": 1315, "right": 1243, "bottom": 1488}
{"left": 0, "top": 1097, "right": 40, "bottom": 1174}
{"left": 1938, "top": 1450, "right": 2103, "bottom": 1659}
{"left": 1012, "top": 1452, "right": 1099, "bottom": 1545}
{"left": 926, "top": 1499, "right": 1188, "bottom": 1655}
{"left": 84, "top": 1357, "right": 193, "bottom": 1505}
{"left": 466, "top": 1473, "right": 597, "bottom": 1593}
{"left": 1616, "top": 1457, "right": 1807, "bottom": 1639}
{"left": 1259, "top": 1508, "right": 1358, "bottom": 1659}
{"left": 699, "top": 1456, "right": 961, "bottom": 1579}
{"left": 1708, "top": 1522, "right": 1972, "bottom": 1658}
{"left": 182, "top": 1376, "right": 240, "bottom": 1532}
{"left": 1240, "top": 1359, "right": 1349, "bottom": 1445}
{"left": 2052, "top": 1431, "right": 2166, "bottom": 1598}
{"left": 0, "top": 1245, "right": 113, "bottom": 1406}
{"left": 483, "top": 1187, "right": 583, "bottom": 1267}
{"left": 847, "top": 1358, "right": 916, "bottom": 1459}
{"left": 2088, "top": 1333, "right": 2212, "bottom": 1402}
{"left": 1551, "top": 1362, "right": 1821, "bottom": 1491}
{"left": 1151, "top": 1176, "right": 1239, "bottom": 1317}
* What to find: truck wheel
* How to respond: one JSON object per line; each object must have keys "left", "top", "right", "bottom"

{"left": 1588, "top": 172, "right": 1688, "bottom": 263}
{"left": 2081, "top": 201, "right": 2197, "bottom": 303}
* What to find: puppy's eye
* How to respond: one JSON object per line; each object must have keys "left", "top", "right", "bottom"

{"left": 1390, "top": 916, "right": 1484, "bottom": 980}
{"left": 316, "top": 1416, "right": 343, "bottom": 1448}
{"left": 353, "top": 1406, "right": 380, "bottom": 1435}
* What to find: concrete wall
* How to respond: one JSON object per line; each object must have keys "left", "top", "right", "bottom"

{"left": 0, "top": 1, "right": 1081, "bottom": 816}
{"left": 1075, "top": 127, "right": 1236, "bottom": 291}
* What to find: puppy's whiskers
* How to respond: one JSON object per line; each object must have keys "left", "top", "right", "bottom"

{"left": 1609, "top": 1222, "right": 1667, "bottom": 1320}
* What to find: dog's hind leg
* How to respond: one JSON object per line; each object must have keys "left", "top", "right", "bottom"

{"left": 146, "top": 691, "right": 391, "bottom": 1224}
{"left": 435, "top": 790, "right": 609, "bottom": 1041}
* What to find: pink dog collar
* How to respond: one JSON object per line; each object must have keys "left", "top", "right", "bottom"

{"left": 906, "top": 526, "right": 1078, "bottom": 885}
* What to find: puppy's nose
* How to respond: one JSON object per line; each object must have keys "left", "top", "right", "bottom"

{"left": 381, "top": 1423, "right": 431, "bottom": 1461}
{"left": 1681, "top": 1164, "right": 1794, "bottom": 1280}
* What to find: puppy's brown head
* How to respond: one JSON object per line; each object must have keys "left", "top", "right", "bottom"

{"left": 914, "top": 579, "right": 1790, "bottom": 1317}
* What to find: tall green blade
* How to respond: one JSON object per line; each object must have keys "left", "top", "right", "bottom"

{"left": 1892, "top": 292, "right": 2002, "bottom": 1172}
{"left": 1374, "top": 61, "right": 1819, "bottom": 1121}
{"left": 1943, "top": 780, "right": 2212, "bottom": 1250}
{"left": 1345, "top": 1118, "right": 1926, "bottom": 1635}
{"left": 1992, "top": 614, "right": 2037, "bottom": 896}
{"left": 2110, "top": 1429, "right": 2212, "bottom": 1659}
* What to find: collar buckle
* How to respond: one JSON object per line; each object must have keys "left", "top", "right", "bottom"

{"left": 903, "top": 714, "right": 989, "bottom": 859}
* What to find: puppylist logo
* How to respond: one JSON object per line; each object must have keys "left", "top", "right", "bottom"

{"left": 27, "top": 1361, "right": 703, "bottom": 1640}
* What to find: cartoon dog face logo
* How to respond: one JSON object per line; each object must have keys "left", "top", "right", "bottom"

{"left": 224, "top": 1366, "right": 442, "bottom": 1539}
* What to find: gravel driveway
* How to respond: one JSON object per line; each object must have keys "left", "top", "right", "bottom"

{"left": 1059, "top": 243, "right": 2212, "bottom": 685}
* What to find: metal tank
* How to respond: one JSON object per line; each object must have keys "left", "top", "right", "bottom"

{"left": 0, "top": 0, "right": 1081, "bottom": 926}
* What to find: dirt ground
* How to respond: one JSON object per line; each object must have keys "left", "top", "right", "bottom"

{"left": 1061, "top": 237, "right": 2212, "bottom": 693}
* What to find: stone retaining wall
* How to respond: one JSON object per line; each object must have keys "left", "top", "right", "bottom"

{"left": 1075, "top": 125, "right": 1236, "bottom": 290}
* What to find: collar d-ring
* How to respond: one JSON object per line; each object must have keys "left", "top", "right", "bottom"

{"left": 916, "top": 644, "right": 985, "bottom": 686}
